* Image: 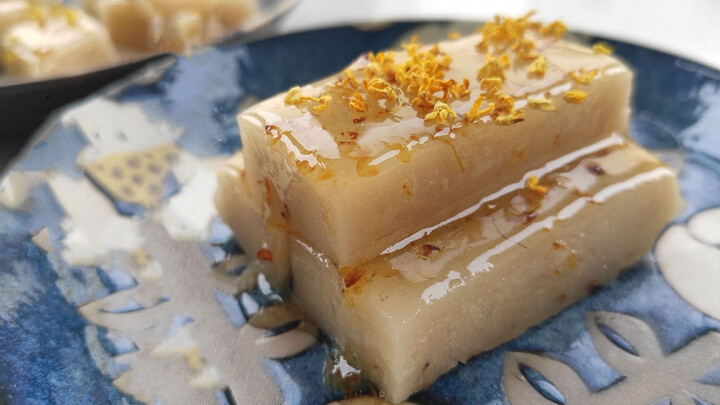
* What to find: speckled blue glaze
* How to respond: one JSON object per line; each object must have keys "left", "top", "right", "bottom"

{"left": 15, "top": 124, "right": 87, "bottom": 179}
{"left": 0, "top": 213, "right": 137, "bottom": 405}
{"left": 1, "top": 23, "right": 719, "bottom": 405}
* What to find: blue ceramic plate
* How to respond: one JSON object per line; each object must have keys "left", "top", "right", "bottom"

{"left": 1, "top": 22, "right": 720, "bottom": 405}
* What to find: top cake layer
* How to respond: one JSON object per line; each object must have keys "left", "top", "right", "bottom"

{"left": 238, "top": 15, "right": 633, "bottom": 266}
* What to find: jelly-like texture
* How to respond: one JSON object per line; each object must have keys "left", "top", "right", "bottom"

{"left": 290, "top": 142, "right": 682, "bottom": 402}
{"left": 238, "top": 34, "right": 633, "bottom": 267}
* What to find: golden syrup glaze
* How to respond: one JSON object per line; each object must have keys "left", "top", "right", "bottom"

{"left": 241, "top": 15, "right": 626, "bottom": 181}
{"left": 330, "top": 139, "right": 668, "bottom": 301}
{"left": 233, "top": 14, "right": 635, "bottom": 272}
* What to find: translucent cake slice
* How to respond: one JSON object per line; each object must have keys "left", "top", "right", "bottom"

{"left": 215, "top": 153, "right": 291, "bottom": 288}
{"left": 0, "top": 1, "right": 31, "bottom": 38}
{"left": 1, "top": 3, "right": 118, "bottom": 77}
{"left": 238, "top": 19, "right": 633, "bottom": 267}
{"left": 84, "top": 0, "right": 257, "bottom": 52}
{"left": 289, "top": 139, "right": 682, "bottom": 401}
{"left": 150, "top": 0, "right": 257, "bottom": 30}
{"left": 84, "top": 0, "right": 163, "bottom": 52}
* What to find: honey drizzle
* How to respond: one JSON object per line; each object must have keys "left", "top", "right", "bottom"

{"left": 265, "top": 62, "right": 622, "bottom": 180}
{"left": 341, "top": 142, "right": 663, "bottom": 291}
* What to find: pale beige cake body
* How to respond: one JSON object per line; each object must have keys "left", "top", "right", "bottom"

{"left": 216, "top": 18, "right": 683, "bottom": 403}
{"left": 290, "top": 141, "right": 681, "bottom": 401}
{"left": 0, "top": 1, "right": 32, "bottom": 38}
{"left": 218, "top": 139, "right": 682, "bottom": 401}
{"left": 84, "top": 0, "right": 257, "bottom": 52}
{"left": 1, "top": 1, "right": 118, "bottom": 77}
{"left": 239, "top": 32, "right": 632, "bottom": 267}
{"left": 0, "top": 0, "right": 257, "bottom": 76}
{"left": 216, "top": 153, "right": 291, "bottom": 288}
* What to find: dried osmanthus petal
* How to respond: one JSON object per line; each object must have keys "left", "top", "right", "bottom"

{"left": 424, "top": 101, "right": 457, "bottom": 124}
{"left": 349, "top": 93, "right": 367, "bottom": 113}
{"left": 593, "top": 42, "right": 614, "bottom": 54}
{"left": 564, "top": 90, "right": 588, "bottom": 103}
{"left": 526, "top": 175, "right": 548, "bottom": 195}
{"left": 569, "top": 68, "right": 599, "bottom": 85}
{"left": 283, "top": 86, "right": 332, "bottom": 111}
{"left": 466, "top": 96, "right": 494, "bottom": 122}
{"left": 528, "top": 97, "right": 557, "bottom": 112}
{"left": 528, "top": 55, "right": 546, "bottom": 77}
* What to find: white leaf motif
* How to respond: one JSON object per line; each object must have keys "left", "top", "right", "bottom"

{"left": 503, "top": 312, "right": 720, "bottom": 404}
{"left": 657, "top": 207, "right": 720, "bottom": 320}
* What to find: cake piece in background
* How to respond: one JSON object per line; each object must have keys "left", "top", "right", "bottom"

{"left": 0, "top": 0, "right": 32, "bottom": 38}
{"left": 82, "top": 0, "right": 163, "bottom": 52}
{"left": 1, "top": 1, "right": 118, "bottom": 77}
{"left": 83, "top": 0, "right": 258, "bottom": 53}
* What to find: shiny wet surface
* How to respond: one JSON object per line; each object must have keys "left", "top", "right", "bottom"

{"left": 0, "top": 22, "right": 719, "bottom": 405}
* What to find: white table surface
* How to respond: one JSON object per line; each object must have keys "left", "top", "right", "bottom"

{"left": 266, "top": 0, "right": 720, "bottom": 70}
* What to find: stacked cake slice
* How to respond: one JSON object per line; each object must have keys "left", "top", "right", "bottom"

{"left": 216, "top": 14, "right": 682, "bottom": 402}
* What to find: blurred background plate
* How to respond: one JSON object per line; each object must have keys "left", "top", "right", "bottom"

{"left": 0, "top": 0, "right": 299, "bottom": 170}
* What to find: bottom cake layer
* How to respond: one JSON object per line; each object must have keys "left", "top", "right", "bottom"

{"left": 290, "top": 142, "right": 681, "bottom": 402}
{"left": 216, "top": 139, "right": 682, "bottom": 402}
{"left": 215, "top": 153, "right": 291, "bottom": 288}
